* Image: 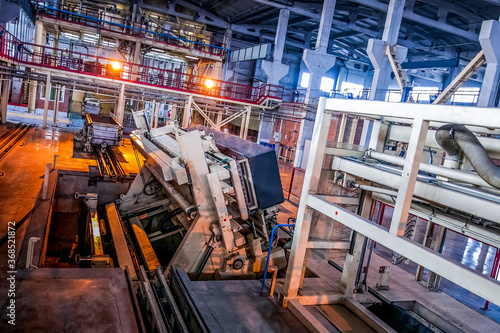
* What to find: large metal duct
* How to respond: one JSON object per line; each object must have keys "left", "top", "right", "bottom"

{"left": 436, "top": 124, "right": 500, "bottom": 189}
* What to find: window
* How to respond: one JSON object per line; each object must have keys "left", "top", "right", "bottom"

{"left": 320, "top": 77, "right": 335, "bottom": 92}
{"left": 340, "top": 82, "right": 364, "bottom": 98}
{"left": 300, "top": 72, "right": 310, "bottom": 88}
{"left": 451, "top": 87, "right": 480, "bottom": 105}
{"left": 412, "top": 87, "right": 439, "bottom": 103}
{"left": 40, "top": 84, "right": 65, "bottom": 102}
{"left": 385, "top": 91, "right": 402, "bottom": 102}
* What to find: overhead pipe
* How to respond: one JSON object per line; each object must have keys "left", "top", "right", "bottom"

{"left": 347, "top": 181, "right": 399, "bottom": 197}
{"left": 366, "top": 149, "right": 494, "bottom": 189}
{"left": 348, "top": 181, "right": 434, "bottom": 206}
{"left": 371, "top": 192, "right": 500, "bottom": 248}
{"left": 435, "top": 124, "right": 500, "bottom": 189}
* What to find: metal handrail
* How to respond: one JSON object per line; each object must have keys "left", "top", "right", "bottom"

{"left": 0, "top": 27, "right": 287, "bottom": 104}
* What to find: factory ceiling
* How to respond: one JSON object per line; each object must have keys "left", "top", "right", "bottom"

{"left": 141, "top": 0, "right": 500, "bottom": 62}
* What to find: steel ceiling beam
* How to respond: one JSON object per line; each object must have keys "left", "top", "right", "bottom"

{"left": 348, "top": 0, "right": 479, "bottom": 40}
{"left": 483, "top": 0, "right": 500, "bottom": 5}
{"left": 254, "top": 0, "right": 477, "bottom": 40}
{"left": 415, "top": 0, "right": 485, "bottom": 22}
{"left": 137, "top": 0, "right": 469, "bottom": 61}
{"left": 251, "top": 0, "right": 474, "bottom": 57}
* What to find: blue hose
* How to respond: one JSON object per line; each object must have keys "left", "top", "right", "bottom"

{"left": 260, "top": 223, "right": 293, "bottom": 296}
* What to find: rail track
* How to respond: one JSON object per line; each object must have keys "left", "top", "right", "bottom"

{"left": 0, "top": 123, "right": 35, "bottom": 163}
{"left": 94, "top": 145, "right": 126, "bottom": 180}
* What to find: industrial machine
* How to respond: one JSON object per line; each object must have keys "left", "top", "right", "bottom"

{"left": 73, "top": 112, "right": 126, "bottom": 181}
{"left": 74, "top": 192, "right": 113, "bottom": 268}
{"left": 76, "top": 113, "right": 123, "bottom": 152}
{"left": 82, "top": 97, "right": 101, "bottom": 115}
{"left": 108, "top": 111, "right": 286, "bottom": 280}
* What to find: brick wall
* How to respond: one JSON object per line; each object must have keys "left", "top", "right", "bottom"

{"left": 36, "top": 86, "right": 70, "bottom": 112}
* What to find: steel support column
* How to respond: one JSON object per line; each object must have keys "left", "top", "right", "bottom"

{"left": 132, "top": 41, "right": 141, "bottom": 81}
{"left": 340, "top": 195, "right": 372, "bottom": 296}
{"left": 284, "top": 98, "right": 332, "bottom": 297}
{"left": 170, "top": 103, "right": 177, "bottom": 122}
{"left": 182, "top": 95, "right": 192, "bottom": 129}
{"left": 261, "top": 9, "right": 290, "bottom": 85}
{"left": 478, "top": 20, "right": 500, "bottom": 107}
{"left": 28, "top": 20, "right": 45, "bottom": 113}
{"left": 42, "top": 72, "right": 51, "bottom": 128}
{"left": 367, "top": 0, "right": 406, "bottom": 101}
{"left": 242, "top": 106, "right": 251, "bottom": 140}
{"left": 115, "top": 83, "right": 126, "bottom": 125}
{"left": 1, "top": 74, "right": 11, "bottom": 124}
{"left": 389, "top": 118, "right": 429, "bottom": 236}
{"left": 150, "top": 102, "right": 156, "bottom": 129}
{"left": 52, "top": 85, "right": 61, "bottom": 126}
{"left": 155, "top": 102, "right": 160, "bottom": 128}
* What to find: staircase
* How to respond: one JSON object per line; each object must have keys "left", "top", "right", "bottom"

{"left": 433, "top": 50, "right": 485, "bottom": 105}
{"left": 386, "top": 44, "right": 410, "bottom": 88}
{"left": 392, "top": 214, "right": 417, "bottom": 265}
{"left": 385, "top": 44, "right": 414, "bottom": 103}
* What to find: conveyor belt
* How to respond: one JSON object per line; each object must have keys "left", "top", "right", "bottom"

{"left": 0, "top": 124, "right": 34, "bottom": 163}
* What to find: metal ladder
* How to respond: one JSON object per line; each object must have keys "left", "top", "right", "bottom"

{"left": 386, "top": 44, "right": 410, "bottom": 88}
{"left": 433, "top": 50, "right": 485, "bottom": 105}
{"left": 385, "top": 44, "right": 413, "bottom": 102}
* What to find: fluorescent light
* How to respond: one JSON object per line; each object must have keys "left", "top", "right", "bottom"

{"left": 102, "top": 40, "right": 116, "bottom": 47}
{"left": 62, "top": 32, "right": 79, "bottom": 40}
{"left": 185, "top": 55, "right": 199, "bottom": 60}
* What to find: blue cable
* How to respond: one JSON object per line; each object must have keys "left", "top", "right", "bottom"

{"left": 260, "top": 223, "right": 293, "bottom": 296}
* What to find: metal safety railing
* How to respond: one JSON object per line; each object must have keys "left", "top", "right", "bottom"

{"left": 326, "top": 88, "right": 480, "bottom": 106}
{"left": 0, "top": 27, "right": 288, "bottom": 105}
{"left": 36, "top": 4, "right": 226, "bottom": 58}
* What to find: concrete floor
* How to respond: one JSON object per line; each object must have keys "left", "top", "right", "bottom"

{"left": 3, "top": 268, "right": 139, "bottom": 332}
{"left": 374, "top": 205, "right": 500, "bottom": 324}
{"left": 185, "top": 277, "right": 309, "bottom": 332}
{"left": 0, "top": 124, "right": 138, "bottom": 264}
{"left": 0, "top": 123, "right": 139, "bottom": 331}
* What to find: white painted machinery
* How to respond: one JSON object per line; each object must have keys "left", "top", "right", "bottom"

{"left": 113, "top": 111, "right": 286, "bottom": 279}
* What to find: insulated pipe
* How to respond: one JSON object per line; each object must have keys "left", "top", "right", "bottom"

{"left": 349, "top": 181, "right": 435, "bottom": 206}
{"left": 435, "top": 124, "right": 500, "bottom": 189}
{"left": 366, "top": 149, "right": 493, "bottom": 189}
{"left": 348, "top": 181, "right": 399, "bottom": 197}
